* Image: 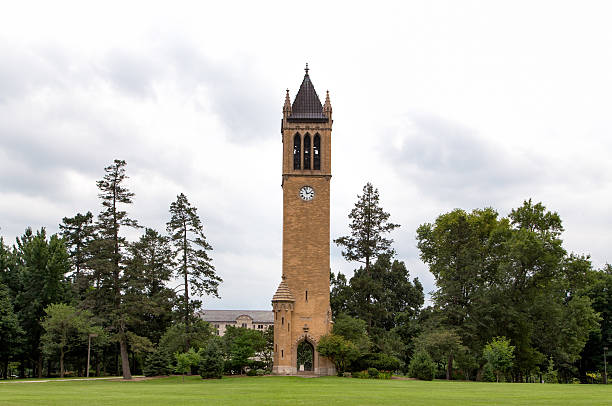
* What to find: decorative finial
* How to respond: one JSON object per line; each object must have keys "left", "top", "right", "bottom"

{"left": 305, "top": 63, "right": 309, "bottom": 74}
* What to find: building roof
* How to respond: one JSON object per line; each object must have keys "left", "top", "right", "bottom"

{"left": 288, "top": 67, "right": 328, "bottom": 123}
{"left": 272, "top": 278, "right": 295, "bottom": 302}
{"left": 199, "top": 310, "right": 274, "bottom": 323}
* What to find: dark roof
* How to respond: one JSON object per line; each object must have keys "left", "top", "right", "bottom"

{"left": 288, "top": 72, "right": 328, "bottom": 123}
{"left": 199, "top": 310, "right": 274, "bottom": 323}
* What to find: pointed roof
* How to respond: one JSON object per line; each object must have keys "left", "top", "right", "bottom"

{"left": 272, "top": 278, "right": 295, "bottom": 302}
{"left": 288, "top": 65, "right": 328, "bottom": 123}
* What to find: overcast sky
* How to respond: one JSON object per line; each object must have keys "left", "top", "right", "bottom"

{"left": 1, "top": 1, "right": 611, "bottom": 310}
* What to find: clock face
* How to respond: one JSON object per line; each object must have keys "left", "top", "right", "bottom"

{"left": 299, "top": 186, "right": 315, "bottom": 201}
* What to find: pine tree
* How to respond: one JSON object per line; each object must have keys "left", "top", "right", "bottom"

{"left": 95, "top": 159, "right": 140, "bottom": 379}
{"left": 334, "top": 183, "right": 399, "bottom": 273}
{"left": 167, "top": 193, "right": 221, "bottom": 349}
{"left": 124, "top": 228, "right": 176, "bottom": 345}
{"left": 59, "top": 211, "right": 95, "bottom": 294}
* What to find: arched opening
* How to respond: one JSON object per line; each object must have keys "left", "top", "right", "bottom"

{"left": 313, "top": 134, "right": 321, "bottom": 170}
{"left": 297, "top": 340, "right": 314, "bottom": 372}
{"left": 303, "top": 134, "right": 311, "bottom": 170}
{"left": 293, "top": 133, "right": 301, "bottom": 169}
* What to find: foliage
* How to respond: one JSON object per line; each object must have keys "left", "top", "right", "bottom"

{"left": 483, "top": 337, "right": 515, "bottom": 383}
{"left": 317, "top": 334, "right": 359, "bottom": 375}
{"left": 0, "top": 281, "right": 23, "bottom": 377}
{"left": 414, "top": 328, "right": 465, "bottom": 380}
{"left": 198, "top": 336, "right": 224, "bottom": 379}
{"left": 59, "top": 211, "right": 95, "bottom": 294}
{"left": 93, "top": 159, "right": 140, "bottom": 379}
{"left": 334, "top": 182, "right": 399, "bottom": 271}
{"left": 40, "top": 303, "right": 97, "bottom": 378}
{"left": 144, "top": 347, "right": 172, "bottom": 377}
{"left": 408, "top": 350, "right": 436, "bottom": 381}
{"left": 158, "top": 320, "right": 213, "bottom": 357}
{"left": 223, "top": 326, "right": 266, "bottom": 374}
{"left": 542, "top": 357, "right": 559, "bottom": 384}
{"left": 167, "top": 193, "right": 221, "bottom": 341}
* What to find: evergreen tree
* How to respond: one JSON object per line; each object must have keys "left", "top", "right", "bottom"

{"left": 14, "top": 228, "right": 71, "bottom": 377}
{"left": 167, "top": 193, "right": 221, "bottom": 349}
{"left": 94, "top": 159, "right": 140, "bottom": 379}
{"left": 59, "top": 211, "right": 95, "bottom": 292}
{"left": 334, "top": 183, "right": 399, "bottom": 273}
{"left": 0, "top": 281, "right": 23, "bottom": 379}
{"left": 124, "top": 228, "right": 176, "bottom": 345}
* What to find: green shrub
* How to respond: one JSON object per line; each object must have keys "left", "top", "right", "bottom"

{"left": 143, "top": 347, "right": 172, "bottom": 377}
{"left": 481, "top": 363, "right": 496, "bottom": 382}
{"left": 408, "top": 350, "right": 435, "bottom": 381}
{"left": 367, "top": 367, "right": 379, "bottom": 378}
{"left": 246, "top": 369, "right": 257, "bottom": 376}
{"left": 377, "top": 371, "right": 392, "bottom": 379}
{"left": 256, "top": 369, "right": 265, "bottom": 376}
{"left": 199, "top": 338, "right": 224, "bottom": 379}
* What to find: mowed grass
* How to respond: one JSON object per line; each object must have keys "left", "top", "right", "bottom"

{"left": 1, "top": 375, "right": 611, "bottom": 406}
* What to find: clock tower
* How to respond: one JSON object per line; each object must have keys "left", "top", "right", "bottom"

{"left": 272, "top": 66, "right": 335, "bottom": 375}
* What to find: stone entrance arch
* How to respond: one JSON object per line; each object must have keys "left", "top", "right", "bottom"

{"left": 297, "top": 340, "right": 314, "bottom": 372}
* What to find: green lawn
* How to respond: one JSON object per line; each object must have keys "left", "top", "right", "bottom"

{"left": 1, "top": 375, "right": 610, "bottom": 406}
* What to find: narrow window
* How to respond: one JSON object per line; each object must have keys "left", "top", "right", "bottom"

{"left": 288, "top": 322, "right": 290, "bottom": 331}
{"left": 281, "top": 349, "right": 284, "bottom": 358}
{"left": 313, "top": 134, "right": 321, "bottom": 170}
{"left": 305, "top": 290, "right": 308, "bottom": 302}
{"left": 275, "top": 344, "right": 278, "bottom": 352}
{"left": 293, "top": 133, "right": 301, "bottom": 169}
{"left": 303, "top": 134, "right": 311, "bottom": 169}
{"left": 282, "top": 316, "right": 284, "bottom": 326}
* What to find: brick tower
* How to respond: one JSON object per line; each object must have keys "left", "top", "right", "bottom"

{"left": 272, "top": 65, "right": 335, "bottom": 376}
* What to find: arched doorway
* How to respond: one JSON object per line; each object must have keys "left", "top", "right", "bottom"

{"left": 297, "top": 340, "right": 314, "bottom": 372}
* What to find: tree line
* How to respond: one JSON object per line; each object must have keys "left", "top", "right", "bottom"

{"left": 325, "top": 183, "right": 610, "bottom": 383}
{"left": 0, "top": 159, "right": 224, "bottom": 379}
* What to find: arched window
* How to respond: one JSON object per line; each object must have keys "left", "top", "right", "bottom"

{"left": 313, "top": 134, "right": 321, "bottom": 170}
{"left": 303, "top": 134, "right": 311, "bottom": 170}
{"left": 293, "top": 133, "right": 301, "bottom": 169}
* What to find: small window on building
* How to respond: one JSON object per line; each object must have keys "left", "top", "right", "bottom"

{"left": 242, "top": 323, "right": 247, "bottom": 328}
{"left": 282, "top": 317, "right": 284, "bottom": 326}
{"left": 288, "top": 322, "right": 290, "bottom": 331}
{"left": 258, "top": 324, "right": 263, "bottom": 329}
{"left": 281, "top": 349, "right": 284, "bottom": 358}
{"left": 305, "top": 290, "right": 308, "bottom": 302}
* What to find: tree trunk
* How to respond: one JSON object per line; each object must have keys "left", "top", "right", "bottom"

{"left": 60, "top": 348, "right": 65, "bottom": 378}
{"left": 446, "top": 354, "right": 453, "bottom": 380}
{"left": 119, "top": 335, "right": 132, "bottom": 379}
{"left": 37, "top": 353, "right": 43, "bottom": 378}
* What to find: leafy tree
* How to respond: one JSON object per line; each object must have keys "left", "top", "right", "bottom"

{"left": 175, "top": 351, "right": 192, "bottom": 382}
{"left": 0, "top": 282, "right": 22, "bottom": 379}
{"left": 332, "top": 314, "right": 371, "bottom": 353}
{"left": 158, "top": 320, "right": 213, "bottom": 357}
{"left": 40, "top": 303, "right": 97, "bottom": 378}
{"left": 59, "top": 211, "right": 95, "bottom": 292}
{"left": 262, "top": 326, "right": 274, "bottom": 371}
{"left": 223, "top": 326, "right": 265, "bottom": 374}
{"left": 167, "top": 193, "right": 221, "bottom": 348}
{"left": 408, "top": 349, "right": 435, "bottom": 381}
{"left": 199, "top": 337, "right": 224, "bottom": 379}
{"left": 94, "top": 159, "right": 140, "bottom": 379}
{"left": 483, "top": 337, "right": 515, "bottom": 382}
{"left": 14, "top": 228, "right": 71, "bottom": 377}
{"left": 334, "top": 182, "right": 399, "bottom": 272}
{"left": 317, "top": 333, "right": 359, "bottom": 375}
{"left": 415, "top": 329, "right": 465, "bottom": 380}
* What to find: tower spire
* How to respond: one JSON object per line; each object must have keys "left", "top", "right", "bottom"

{"left": 323, "top": 90, "right": 332, "bottom": 118}
{"left": 283, "top": 89, "right": 291, "bottom": 114}
{"left": 305, "top": 62, "right": 309, "bottom": 75}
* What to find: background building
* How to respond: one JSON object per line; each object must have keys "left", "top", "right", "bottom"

{"left": 199, "top": 310, "right": 273, "bottom": 336}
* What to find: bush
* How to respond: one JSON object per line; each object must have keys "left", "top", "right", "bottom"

{"left": 367, "top": 367, "right": 379, "bottom": 378}
{"left": 246, "top": 369, "right": 257, "bottom": 376}
{"left": 199, "top": 338, "right": 224, "bottom": 379}
{"left": 408, "top": 350, "right": 435, "bottom": 381}
{"left": 378, "top": 371, "right": 392, "bottom": 380}
{"left": 353, "top": 353, "right": 401, "bottom": 373}
{"left": 481, "top": 363, "right": 496, "bottom": 382}
{"left": 143, "top": 348, "right": 172, "bottom": 377}
{"left": 256, "top": 369, "right": 265, "bottom": 376}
